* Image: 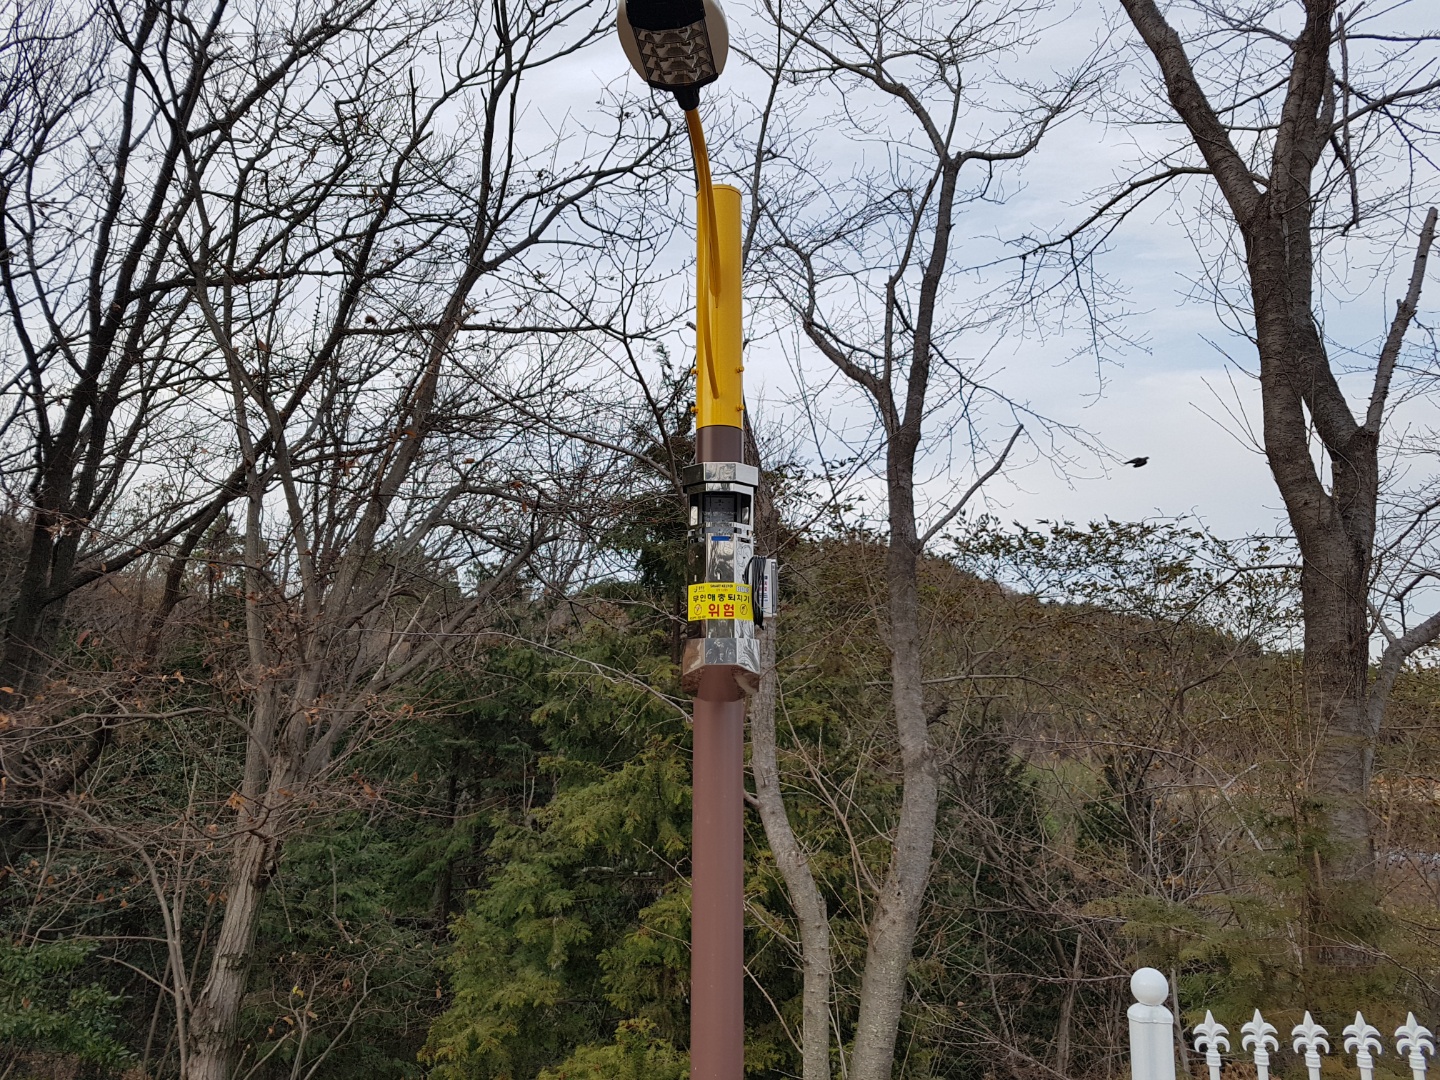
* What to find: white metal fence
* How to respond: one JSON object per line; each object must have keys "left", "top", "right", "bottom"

{"left": 1128, "top": 968, "right": 1436, "bottom": 1080}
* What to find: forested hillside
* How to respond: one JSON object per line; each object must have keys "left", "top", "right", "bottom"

{"left": 5, "top": 505, "right": 1440, "bottom": 1077}
{"left": 3, "top": 0, "right": 1440, "bottom": 1076}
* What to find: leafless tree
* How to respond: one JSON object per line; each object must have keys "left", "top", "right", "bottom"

{"left": 737, "top": 0, "right": 1090, "bottom": 1074}
{"left": 0, "top": 0, "right": 405, "bottom": 692}
{"left": 1047, "top": 0, "right": 1440, "bottom": 949}
{"left": 1, "top": 0, "right": 679, "bottom": 1073}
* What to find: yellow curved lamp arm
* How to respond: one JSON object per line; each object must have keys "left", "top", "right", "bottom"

{"left": 684, "top": 109, "right": 744, "bottom": 434}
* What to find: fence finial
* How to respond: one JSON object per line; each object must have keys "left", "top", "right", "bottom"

{"left": 1345, "top": 1012, "right": 1383, "bottom": 1080}
{"left": 1396, "top": 1013, "right": 1435, "bottom": 1080}
{"left": 1292, "top": 1012, "right": 1331, "bottom": 1080}
{"left": 1129, "top": 968, "right": 1177, "bottom": 1080}
{"left": 1194, "top": 1011, "right": 1230, "bottom": 1080}
{"left": 1242, "top": 1009, "right": 1278, "bottom": 1080}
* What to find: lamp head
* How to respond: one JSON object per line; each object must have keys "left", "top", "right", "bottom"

{"left": 617, "top": 0, "right": 729, "bottom": 111}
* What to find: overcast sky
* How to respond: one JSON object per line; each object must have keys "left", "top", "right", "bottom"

{"left": 583, "top": 0, "right": 1438, "bottom": 544}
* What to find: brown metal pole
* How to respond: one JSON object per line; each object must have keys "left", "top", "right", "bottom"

{"left": 613, "top": 27, "right": 751, "bottom": 1080}
{"left": 688, "top": 140, "right": 748, "bottom": 1080}
{"left": 691, "top": 665, "right": 745, "bottom": 1080}
{"left": 695, "top": 425, "right": 743, "bottom": 463}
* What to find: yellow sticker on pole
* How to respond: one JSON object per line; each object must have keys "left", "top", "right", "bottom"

{"left": 687, "top": 582, "right": 753, "bottom": 622}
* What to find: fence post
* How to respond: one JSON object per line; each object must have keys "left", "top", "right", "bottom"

{"left": 1130, "top": 968, "right": 1179, "bottom": 1080}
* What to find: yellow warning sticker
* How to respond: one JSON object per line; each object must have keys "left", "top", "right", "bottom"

{"left": 687, "top": 582, "right": 753, "bottom": 622}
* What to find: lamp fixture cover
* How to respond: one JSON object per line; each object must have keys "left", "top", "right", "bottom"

{"left": 618, "top": 0, "right": 729, "bottom": 106}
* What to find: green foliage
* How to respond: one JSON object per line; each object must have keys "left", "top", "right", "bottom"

{"left": 421, "top": 619, "right": 695, "bottom": 1079}
{"left": 235, "top": 820, "right": 438, "bottom": 1079}
{"left": 535, "top": 1018, "right": 686, "bottom": 1080}
{"left": 7, "top": 515, "right": 1439, "bottom": 1079}
{"left": 0, "top": 939, "right": 133, "bottom": 1070}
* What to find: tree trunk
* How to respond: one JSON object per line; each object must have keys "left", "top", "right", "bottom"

{"left": 1115, "top": 0, "right": 1433, "bottom": 952}
{"left": 1249, "top": 220, "right": 1378, "bottom": 912}
{"left": 750, "top": 621, "right": 832, "bottom": 1080}
{"left": 849, "top": 451, "right": 939, "bottom": 1080}
{"left": 2, "top": 516, "right": 70, "bottom": 691}
{"left": 1053, "top": 933, "right": 1084, "bottom": 1076}
{"left": 185, "top": 826, "right": 278, "bottom": 1080}
{"left": 1296, "top": 556, "right": 1373, "bottom": 885}
{"left": 743, "top": 416, "right": 832, "bottom": 1080}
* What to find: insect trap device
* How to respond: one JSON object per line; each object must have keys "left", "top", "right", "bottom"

{"left": 682, "top": 461, "right": 777, "bottom": 691}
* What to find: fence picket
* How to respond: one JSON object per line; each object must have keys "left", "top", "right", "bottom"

{"left": 1194, "top": 1011, "right": 1230, "bottom": 1080}
{"left": 1242, "top": 1009, "right": 1279, "bottom": 1080}
{"left": 1345, "top": 1013, "right": 1383, "bottom": 1080}
{"left": 1396, "top": 1014, "right": 1435, "bottom": 1080}
{"left": 1291, "top": 1012, "right": 1330, "bottom": 1080}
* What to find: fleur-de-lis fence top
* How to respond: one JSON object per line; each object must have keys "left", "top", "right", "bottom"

{"left": 1122, "top": 971, "right": 1439, "bottom": 1080}
{"left": 1397, "top": 1014, "right": 1435, "bottom": 1080}
{"left": 1293, "top": 1012, "right": 1331, "bottom": 1080}
{"left": 1193, "top": 1011, "right": 1230, "bottom": 1080}
{"left": 1345, "top": 1013, "right": 1383, "bottom": 1080}
{"left": 1242, "top": 1009, "right": 1279, "bottom": 1080}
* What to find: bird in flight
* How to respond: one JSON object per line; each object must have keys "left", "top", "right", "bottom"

{"left": 1122, "top": 457, "right": 1149, "bottom": 468}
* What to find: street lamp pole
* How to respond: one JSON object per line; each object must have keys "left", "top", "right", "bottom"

{"left": 616, "top": 5, "right": 777, "bottom": 1077}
